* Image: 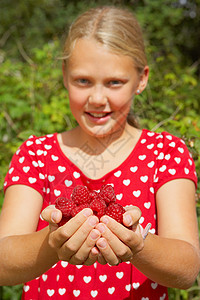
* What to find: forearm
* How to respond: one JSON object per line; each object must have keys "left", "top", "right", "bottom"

{"left": 132, "top": 233, "right": 200, "bottom": 289}
{"left": 0, "top": 227, "right": 58, "bottom": 286}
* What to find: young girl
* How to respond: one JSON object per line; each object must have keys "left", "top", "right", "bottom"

{"left": 0, "top": 6, "right": 199, "bottom": 300}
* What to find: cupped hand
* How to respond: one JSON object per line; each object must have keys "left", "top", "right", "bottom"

{"left": 95, "top": 206, "right": 144, "bottom": 265}
{"left": 41, "top": 205, "right": 101, "bottom": 265}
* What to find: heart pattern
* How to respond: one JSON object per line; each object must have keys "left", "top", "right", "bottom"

{"left": 5, "top": 130, "right": 196, "bottom": 300}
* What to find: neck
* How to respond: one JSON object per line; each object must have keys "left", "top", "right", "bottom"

{"left": 70, "top": 123, "right": 137, "bottom": 156}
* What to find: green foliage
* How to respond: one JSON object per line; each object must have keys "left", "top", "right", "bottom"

{"left": 0, "top": 0, "right": 200, "bottom": 299}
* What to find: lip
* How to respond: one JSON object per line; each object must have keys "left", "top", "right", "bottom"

{"left": 85, "top": 111, "right": 112, "bottom": 124}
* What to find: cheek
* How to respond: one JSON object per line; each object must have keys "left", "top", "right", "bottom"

{"left": 68, "top": 89, "right": 87, "bottom": 110}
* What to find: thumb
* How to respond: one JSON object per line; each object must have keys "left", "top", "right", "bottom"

{"left": 41, "top": 205, "right": 62, "bottom": 231}
{"left": 123, "top": 206, "right": 141, "bottom": 228}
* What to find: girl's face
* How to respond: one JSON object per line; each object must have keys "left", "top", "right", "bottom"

{"left": 63, "top": 38, "right": 148, "bottom": 138}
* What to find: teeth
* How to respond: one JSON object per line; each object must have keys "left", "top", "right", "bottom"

{"left": 89, "top": 112, "right": 108, "bottom": 117}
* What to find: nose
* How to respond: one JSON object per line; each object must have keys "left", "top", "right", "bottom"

{"left": 88, "top": 85, "right": 107, "bottom": 106}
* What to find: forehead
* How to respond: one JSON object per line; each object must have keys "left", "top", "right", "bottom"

{"left": 68, "top": 38, "right": 136, "bottom": 72}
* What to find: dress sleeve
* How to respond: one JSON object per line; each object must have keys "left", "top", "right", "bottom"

{"left": 154, "top": 133, "right": 197, "bottom": 193}
{"left": 3, "top": 136, "right": 45, "bottom": 197}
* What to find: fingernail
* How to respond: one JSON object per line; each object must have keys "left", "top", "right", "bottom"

{"left": 97, "top": 224, "right": 106, "bottom": 234}
{"left": 101, "top": 216, "right": 109, "bottom": 224}
{"left": 90, "top": 230, "right": 99, "bottom": 240}
{"left": 123, "top": 214, "right": 133, "bottom": 226}
{"left": 51, "top": 211, "right": 59, "bottom": 223}
{"left": 82, "top": 208, "right": 92, "bottom": 217}
{"left": 88, "top": 216, "right": 98, "bottom": 226}
{"left": 98, "top": 239, "right": 107, "bottom": 249}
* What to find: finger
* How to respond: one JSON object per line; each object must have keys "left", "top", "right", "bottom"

{"left": 96, "top": 237, "right": 120, "bottom": 266}
{"left": 100, "top": 216, "right": 144, "bottom": 255}
{"left": 97, "top": 252, "right": 107, "bottom": 265}
{"left": 58, "top": 215, "right": 99, "bottom": 261}
{"left": 123, "top": 206, "right": 141, "bottom": 228}
{"left": 41, "top": 205, "right": 62, "bottom": 224}
{"left": 49, "top": 208, "right": 93, "bottom": 250}
{"left": 69, "top": 229, "right": 101, "bottom": 265}
{"left": 96, "top": 222, "right": 133, "bottom": 262}
{"left": 83, "top": 247, "right": 100, "bottom": 266}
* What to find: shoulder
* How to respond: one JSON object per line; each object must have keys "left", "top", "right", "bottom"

{"left": 16, "top": 133, "right": 58, "bottom": 157}
{"left": 143, "top": 129, "right": 190, "bottom": 154}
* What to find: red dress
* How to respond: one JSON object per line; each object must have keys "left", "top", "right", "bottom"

{"left": 4, "top": 129, "right": 197, "bottom": 300}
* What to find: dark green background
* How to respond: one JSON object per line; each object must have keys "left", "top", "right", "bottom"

{"left": 0, "top": 0, "right": 200, "bottom": 299}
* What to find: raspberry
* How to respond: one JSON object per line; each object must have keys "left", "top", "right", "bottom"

{"left": 90, "top": 198, "right": 107, "bottom": 219}
{"left": 71, "top": 203, "right": 90, "bottom": 217}
{"left": 55, "top": 197, "right": 76, "bottom": 217}
{"left": 58, "top": 216, "right": 71, "bottom": 227}
{"left": 99, "top": 184, "right": 116, "bottom": 204}
{"left": 71, "top": 185, "right": 90, "bottom": 205}
{"left": 89, "top": 190, "right": 99, "bottom": 203}
{"left": 105, "top": 202, "right": 125, "bottom": 224}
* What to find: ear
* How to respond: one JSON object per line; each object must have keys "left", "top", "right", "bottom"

{"left": 136, "top": 65, "right": 149, "bottom": 94}
{"left": 62, "top": 61, "right": 68, "bottom": 89}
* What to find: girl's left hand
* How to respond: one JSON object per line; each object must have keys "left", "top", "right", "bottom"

{"left": 95, "top": 206, "right": 144, "bottom": 265}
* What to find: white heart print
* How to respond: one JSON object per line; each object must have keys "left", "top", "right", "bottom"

{"left": 26, "top": 141, "right": 33, "bottom": 146}
{"left": 58, "top": 166, "right": 66, "bottom": 173}
{"left": 133, "top": 190, "right": 141, "bottom": 198}
{"left": 114, "top": 170, "right": 121, "bottom": 177}
{"left": 61, "top": 261, "right": 68, "bottom": 268}
{"left": 73, "top": 290, "right": 80, "bottom": 297}
{"left": 123, "top": 179, "right": 130, "bottom": 186}
{"left": 51, "top": 155, "right": 59, "bottom": 161}
{"left": 140, "top": 175, "right": 148, "bottom": 183}
{"left": 65, "top": 180, "right": 73, "bottom": 187}
{"left": 99, "top": 275, "right": 107, "bottom": 282}
{"left": 151, "top": 282, "right": 158, "bottom": 289}
{"left": 42, "top": 274, "right": 47, "bottom": 281}
{"left": 58, "top": 288, "right": 66, "bottom": 296}
{"left": 91, "top": 290, "right": 98, "bottom": 297}
{"left": 132, "top": 282, "right": 140, "bottom": 289}
{"left": 54, "top": 189, "right": 61, "bottom": 196}
{"left": 174, "top": 157, "right": 181, "bottom": 164}
{"left": 125, "top": 284, "right": 131, "bottom": 291}
{"left": 168, "top": 168, "right": 176, "bottom": 175}
{"left": 108, "top": 287, "right": 115, "bottom": 294}
{"left": 130, "top": 166, "right": 138, "bottom": 173}
{"left": 68, "top": 275, "right": 74, "bottom": 282}
{"left": 23, "top": 285, "right": 30, "bottom": 292}
{"left": 116, "top": 193, "right": 123, "bottom": 200}
{"left": 28, "top": 177, "right": 37, "bottom": 184}
{"left": 48, "top": 175, "right": 55, "bottom": 182}
{"left": 83, "top": 276, "right": 91, "bottom": 283}
{"left": 116, "top": 272, "right": 124, "bottom": 279}
{"left": 73, "top": 171, "right": 80, "bottom": 178}
{"left": 47, "top": 289, "right": 55, "bottom": 297}
{"left": 37, "top": 150, "right": 43, "bottom": 156}
{"left": 23, "top": 166, "right": 30, "bottom": 173}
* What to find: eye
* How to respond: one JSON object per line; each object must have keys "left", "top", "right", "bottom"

{"left": 76, "top": 78, "right": 90, "bottom": 86}
{"left": 107, "top": 80, "right": 124, "bottom": 87}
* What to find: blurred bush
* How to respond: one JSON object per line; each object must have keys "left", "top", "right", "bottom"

{"left": 0, "top": 0, "right": 199, "bottom": 299}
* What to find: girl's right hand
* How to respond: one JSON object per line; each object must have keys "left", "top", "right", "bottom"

{"left": 42, "top": 206, "right": 101, "bottom": 266}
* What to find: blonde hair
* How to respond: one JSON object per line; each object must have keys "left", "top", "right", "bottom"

{"left": 63, "top": 6, "right": 147, "bottom": 73}
{"left": 62, "top": 6, "right": 147, "bottom": 127}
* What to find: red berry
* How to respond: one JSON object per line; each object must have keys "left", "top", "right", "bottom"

{"left": 90, "top": 198, "right": 107, "bottom": 219}
{"left": 99, "top": 184, "right": 116, "bottom": 204}
{"left": 71, "top": 185, "right": 90, "bottom": 205}
{"left": 105, "top": 202, "right": 125, "bottom": 224}
{"left": 89, "top": 190, "right": 99, "bottom": 203}
{"left": 55, "top": 197, "right": 76, "bottom": 217}
{"left": 71, "top": 203, "right": 90, "bottom": 217}
{"left": 58, "top": 216, "right": 71, "bottom": 227}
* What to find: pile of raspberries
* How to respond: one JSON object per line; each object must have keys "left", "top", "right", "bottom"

{"left": 55, "top": 184, "right": 125, "bottom": 226}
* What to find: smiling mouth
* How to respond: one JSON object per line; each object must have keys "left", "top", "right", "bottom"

{"left": 86, "top": 112, "right": 111, "bottom": 118}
